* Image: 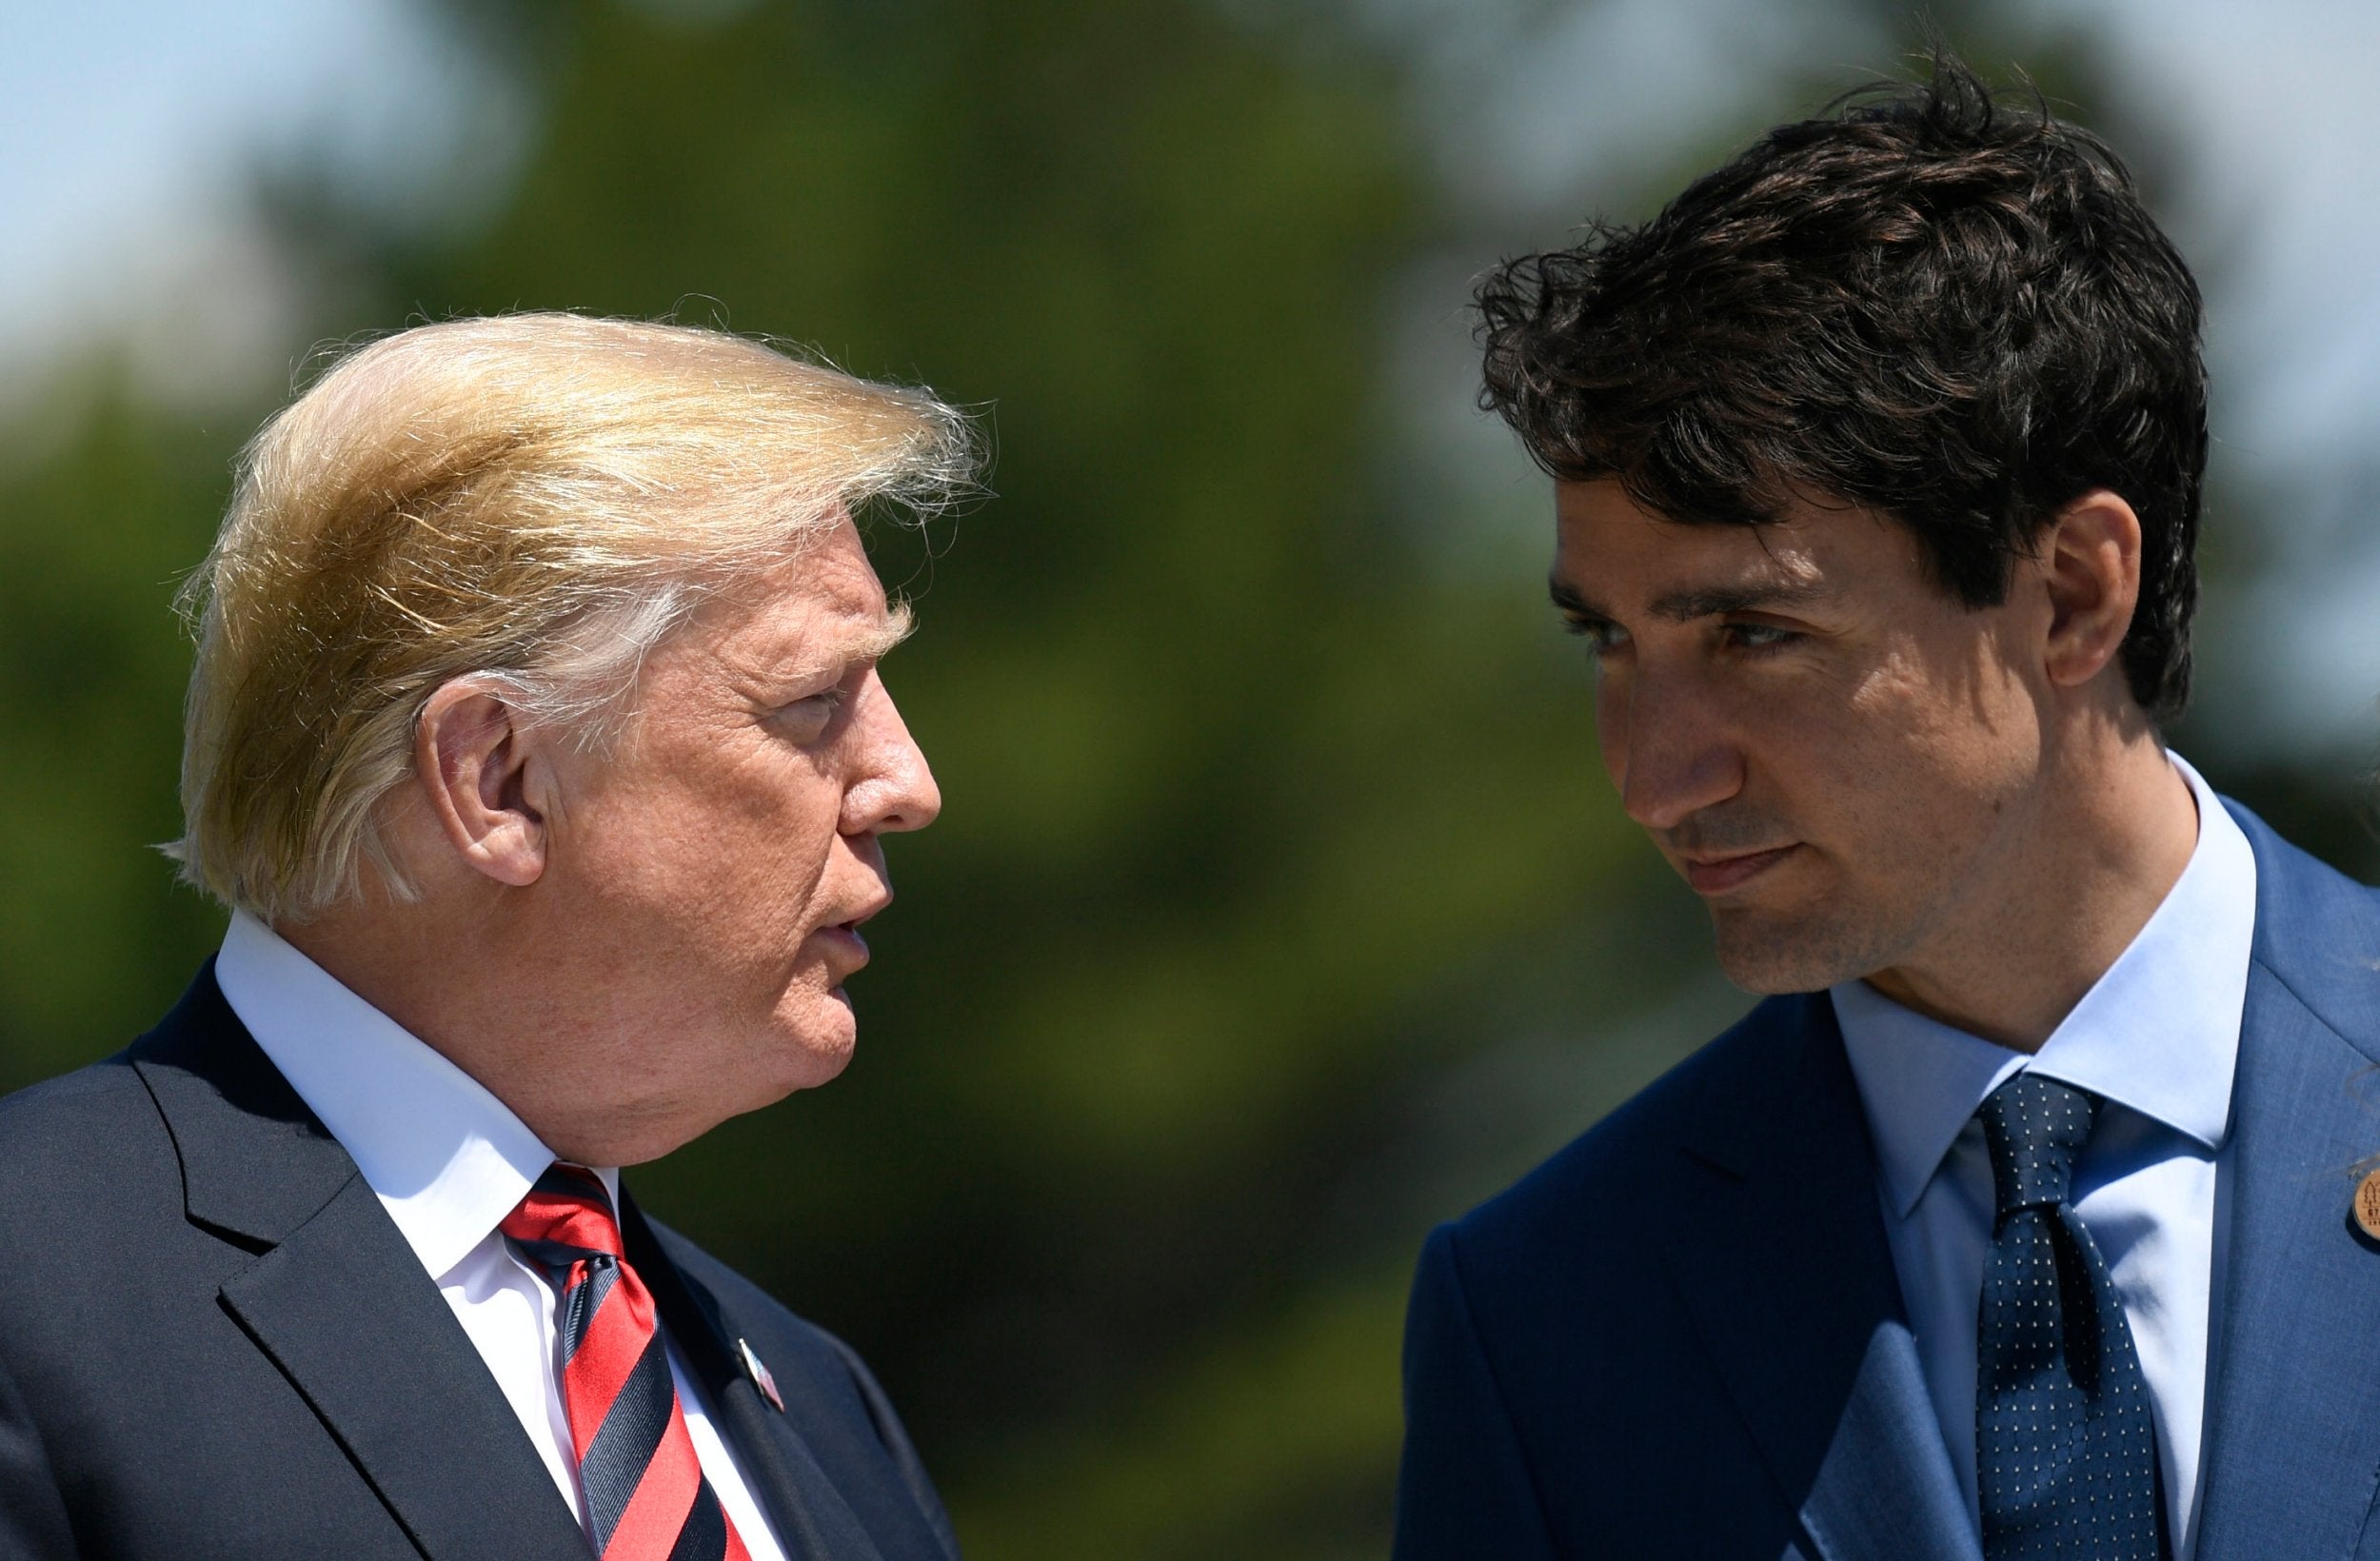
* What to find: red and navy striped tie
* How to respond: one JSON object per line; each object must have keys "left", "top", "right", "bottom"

{"left": 503, "top": 1165, "right": 751, "bottom": 1561}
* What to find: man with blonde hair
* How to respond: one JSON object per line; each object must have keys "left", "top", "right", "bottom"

{"left": 0, "top": 314, "right": 973, "bottom": 1560}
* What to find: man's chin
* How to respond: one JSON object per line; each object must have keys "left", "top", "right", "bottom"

{"left": 765, "top": 994, "right": 858, "bottom": 1092}
{"left": 1707, "top": 910, "right": 1877, "bottom": 997}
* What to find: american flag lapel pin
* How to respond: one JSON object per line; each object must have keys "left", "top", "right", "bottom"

{"left": 738, "top": 1336, "right": 785, "bottom": 1413}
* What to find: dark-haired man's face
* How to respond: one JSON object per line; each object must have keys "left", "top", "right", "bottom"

{"left": 1552, "top": 479, "right": 2057, "bottom": 996}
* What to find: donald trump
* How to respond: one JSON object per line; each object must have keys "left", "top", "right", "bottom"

{"left": 0, "top": 314, "right": 972, "bottom": 1560}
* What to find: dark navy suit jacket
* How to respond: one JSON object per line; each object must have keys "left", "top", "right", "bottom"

{"left": 1396, "top": 802, "right": 2380, "bottom": 1561}
{"left": 0, "top": 965, "right": 961, "bottom": 1561}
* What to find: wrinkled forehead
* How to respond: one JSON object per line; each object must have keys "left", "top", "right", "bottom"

{"left": 681, "top": 528, "right": 915, "bottom": 679}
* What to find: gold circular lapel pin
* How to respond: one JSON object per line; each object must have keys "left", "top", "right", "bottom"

{"left": 2354, "top": 1170, "right": 2380, "bottom": 1241}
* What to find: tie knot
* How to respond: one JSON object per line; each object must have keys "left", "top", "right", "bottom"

{"left": 1977, "top": 1074, "right": 2098, "bottom": 1219}
{"left": 498, "top": 1163, "right": 623, "bottom": 1260}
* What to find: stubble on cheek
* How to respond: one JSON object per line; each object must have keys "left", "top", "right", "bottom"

{"left": 1697, "top": 765, "right": 2012, "bottom": 999}
{"left": 1694, "top": 814, "right": 1919, "bottom": 997}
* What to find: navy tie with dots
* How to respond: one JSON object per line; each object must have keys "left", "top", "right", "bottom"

{"left": 1975, "top": 1074, "right": 2164, "bottom": 1561}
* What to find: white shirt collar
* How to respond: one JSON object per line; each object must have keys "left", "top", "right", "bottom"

{"left": 214, "top": 909, "right": 619, "bottom": 1279}
{"left": 1835, "top": 752, "right": 2253, "bottom": 1218}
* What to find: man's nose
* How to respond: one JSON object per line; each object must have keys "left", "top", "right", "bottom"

{"left": 843, "top": 675, "right": 942, "bottom": 836}
{"left": 1601, "top": 666, "right": 1743, "bottom": 833}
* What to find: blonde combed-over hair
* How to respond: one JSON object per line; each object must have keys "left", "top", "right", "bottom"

{"left": 169, "top": 312, "right": 976, "bottom": 923}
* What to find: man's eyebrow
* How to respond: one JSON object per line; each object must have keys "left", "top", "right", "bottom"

{"left": 842, "top": 599, "right": 917, "bottom": 663}
{"left": 763, "top": 601, "right": 917, "bottom": 683}
{"left": 1548, "top": 578, "right": 1607, "bottom": 621}
{"left": 1646, "top": 580, "right": 1835, "bottom": 621}
{"left": 1549, "top": 575, "right": 1835, "bottom": 623}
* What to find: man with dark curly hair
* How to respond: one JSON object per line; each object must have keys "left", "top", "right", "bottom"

{"left": 1395, "top": 57, "right": 2380, "bottom": 1561}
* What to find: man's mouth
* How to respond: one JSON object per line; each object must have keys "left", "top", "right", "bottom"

{"left": 1676, "top": 845, "right": 1796, "bottom": 896}
{"left": 814, "top": 894, "right": 891, "bottom": 977}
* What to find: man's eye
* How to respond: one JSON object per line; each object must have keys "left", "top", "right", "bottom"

{"left": 1564, "top": 618, "right": 1630, "bottom": 656}
{"left": 774, "top": 688, "right": 848, "bottom": 729}
{"left": 1723, "top": 622, "right": 1797, "bottom": 653}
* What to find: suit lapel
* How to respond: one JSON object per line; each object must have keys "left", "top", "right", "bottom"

{"left": 2192, "top": 810, "right": 2380, "bottom": 1560}
{"left": 133, "top": 969, "right": 589, "bottom": 1561}
{"left": 1661, "top": 995, "right": 1979, "bottom": 1561}
{"left": 623, "top": 1197, "right": 889, "bottom": 1561}
{"left": 217, "top": 1176, "right": 593, "bottom": 1561}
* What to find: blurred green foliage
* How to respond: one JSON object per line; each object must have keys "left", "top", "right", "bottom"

{"left": 0, "top": 394, "right": 238, "bottom": 1079}
{"left": 3, "top": 3, "right": 2373, "bottom": 1556}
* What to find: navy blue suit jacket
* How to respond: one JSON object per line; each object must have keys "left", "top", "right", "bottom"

{"left": 1396, "top": 802, "right": 2380, "bottom": 1561}
{"left": 0, "top": 964, "right": 961, "bottom": 1561}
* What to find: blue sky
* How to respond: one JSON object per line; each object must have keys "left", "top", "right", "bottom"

{"left": 0, "top": 0, "right": 504, "bottom": 399}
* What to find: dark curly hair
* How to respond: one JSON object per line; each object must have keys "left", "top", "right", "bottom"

{"left": 1478, "top": 55, "right": 2206, "bottom": 721}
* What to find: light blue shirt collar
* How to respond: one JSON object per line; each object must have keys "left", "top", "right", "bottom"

{"left": 214, "top": 909, "right": 619, "bottom": 1278}
{"left": 1836, "top": 753, "right": 2252, "bottom": 1219}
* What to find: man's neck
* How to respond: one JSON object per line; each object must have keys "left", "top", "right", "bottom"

{"left": 1864, "top": 735, "right": 2201, "bottom": 1053}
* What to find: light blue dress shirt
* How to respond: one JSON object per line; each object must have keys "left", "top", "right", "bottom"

{"left": 1835, "top": 753, "right": 2252, "bottom": 1561}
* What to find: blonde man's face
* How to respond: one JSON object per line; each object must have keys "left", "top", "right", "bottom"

{"left": 531, "top": 519, "right": 940, "bottom": 1146}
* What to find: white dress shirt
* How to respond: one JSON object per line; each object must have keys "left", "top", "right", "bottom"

{"left": 1834, "top": 752, "right": 2251, "bottom": 1561}
{"left": 214, "top": 910, "right": 789, "bottom": 1561}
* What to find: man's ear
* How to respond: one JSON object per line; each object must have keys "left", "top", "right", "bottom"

{"left": 413, "top": 679, "right": 550, "bottom": 888}
{"left": 2038, "top": 489, "right": 2144, "bottom": 691}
